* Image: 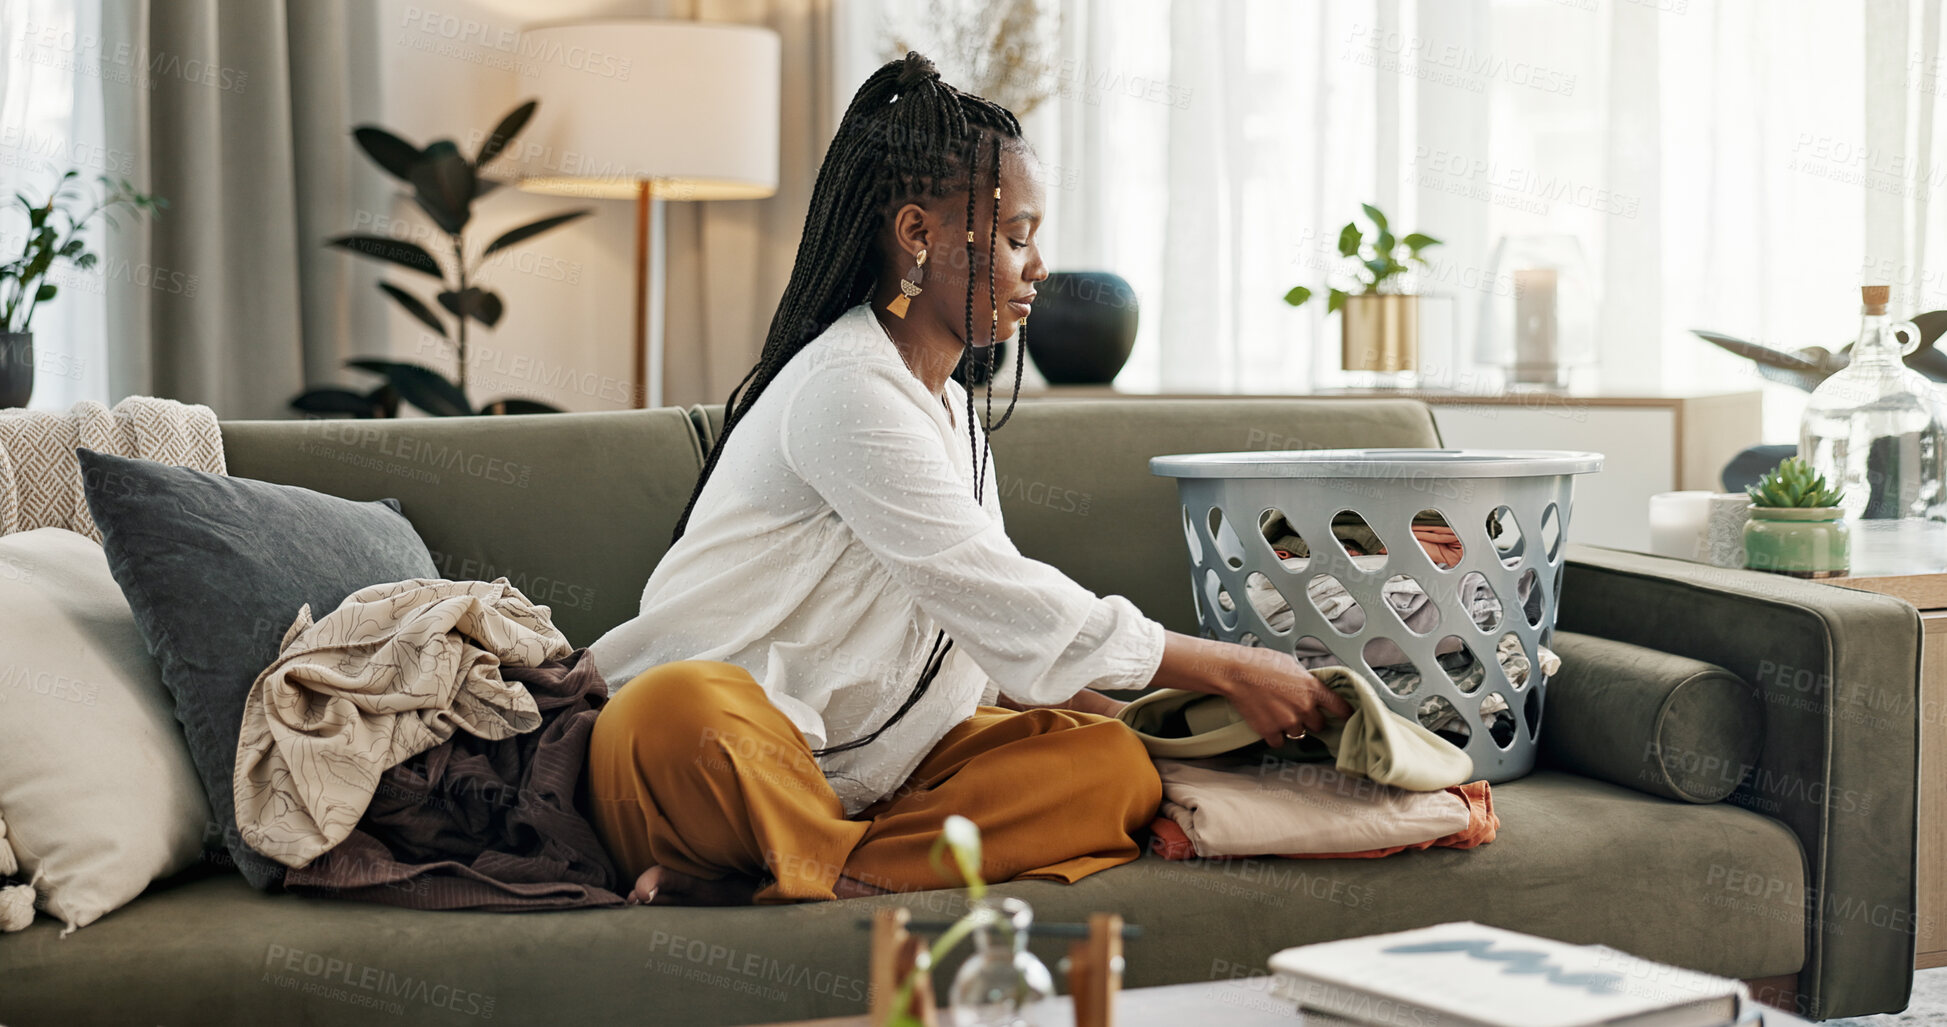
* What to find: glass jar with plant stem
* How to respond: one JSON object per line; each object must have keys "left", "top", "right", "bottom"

{"left": 887, "top": 816, "right": 1053, "bottom": 1027}
{"left": 1799, "top": 286, "right": 1947, "bottom": 574}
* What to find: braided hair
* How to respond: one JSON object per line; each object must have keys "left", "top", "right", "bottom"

{"left": 669, "top": 53, "right": 1030, "bottom": 757}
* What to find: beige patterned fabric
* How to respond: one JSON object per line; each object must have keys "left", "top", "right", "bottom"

{"left": 0, "top": 397, "right": 225, "bottom": 542}
{"left": 233, "top": 578, "right": 572, "bottom": 869}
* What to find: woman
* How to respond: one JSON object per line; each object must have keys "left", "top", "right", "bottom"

{"left": 585, "top": 52, "right": 1350, "bottom": 907}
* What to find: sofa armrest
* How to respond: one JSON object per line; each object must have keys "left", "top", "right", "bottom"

{"left": 1556, "top": 544, "right": 1921, "bottom": 1020}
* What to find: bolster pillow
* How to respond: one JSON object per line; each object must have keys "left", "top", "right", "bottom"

{"left": 1539, "top": 631, "right": 1764, "bottom": 803}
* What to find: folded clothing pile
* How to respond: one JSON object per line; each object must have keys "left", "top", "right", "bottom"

{"left": 1147, "top": 756, "right": 1498, "bottom": 860}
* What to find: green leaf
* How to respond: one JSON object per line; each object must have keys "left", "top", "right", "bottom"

{"left": 1336, "top": 223, "right": 1362, "bottom": 258}
{"left": 408, "top": 141, "right": 476, "bottom": 235}
{"left": 480, "top": 397, "right": 562, "bottom": 415}
{"left": 347, "top": 358, "right": 473, "bottom": 416}
{"left": 437, "top": 287, "right": 505, "bottom": 328}
{"left": 327, "top": 234, "right": 442, "bottom": 277}
{"left": 1361, "top": 203, "right": 1389, "bottom": 232}
{"left": 378, "top": 282, "right": 447, "bottom": 338}
{"left": 353, "top": 127, "right": 420, "bottom": 181}
{"left": 1283, "top": 285, "right": 1313, "bottom": 307}
{"left": 1375, "top": 229, "right": 1395, "bottom": 258}
{"left": 474, "top": 100, "right": 537, "bottom": 168}
{"left": 1365, "top": 257, "right": 1393, "bottom": 283}
{"left": 1403, "top": 232, "right": 1441, "bottom": 252}
{"left": 482, "top": 210, "right": 592, "bottom": 257}
{"left": 34, "top": 283, "right": 55, "bottom": 303}
{"left": 1327, "top": 288, "right": 1349, "bottom": 314}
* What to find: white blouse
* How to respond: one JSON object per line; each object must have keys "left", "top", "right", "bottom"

{"left": 589, "top": 303, "right": 1166, "bottom": 815}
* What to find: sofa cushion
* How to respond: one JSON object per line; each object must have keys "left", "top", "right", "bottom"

{"left": 0, "top": 772, "right": 1802, "bottom": 1027}
{"left": 0, "top": 528, "right": 211, "bottom": 932}
{"left": 1539, "top": 632, "right": 1765, "bottom": 803}
{"left": 78, "top": 449, "right": 439, "bottom": 889}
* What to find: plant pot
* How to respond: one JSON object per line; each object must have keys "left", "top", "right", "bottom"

{"left": 0, "top": 333, "right": 31, "bottom": 409}
{"left": 951, "top": 340, "right": 1009, "bottom": 387}
{"left": 1023, "top": 270, "right": 1139, "bottom": 385}
{"left": 1342, "top": 294, "right": 1419, "bottom": 374}
{"left": 1743, "top": 506, "right": 1850, "bottom": 578}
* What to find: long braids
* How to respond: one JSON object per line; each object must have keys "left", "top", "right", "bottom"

{"left": 667, "top": 53, "right": 1026, "bottom": 758}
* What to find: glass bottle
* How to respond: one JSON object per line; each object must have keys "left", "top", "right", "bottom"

{"left": 1799, "top": 285, "right": 1947, "bottom": 573}
{"left": 949, "top": 897, "right": 1054, "bottom": 1027}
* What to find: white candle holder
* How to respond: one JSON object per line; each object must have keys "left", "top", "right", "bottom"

{"left": 1475, "top": 235, "right": 1597, "bottom": 390}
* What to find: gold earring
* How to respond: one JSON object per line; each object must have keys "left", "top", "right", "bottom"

{"left": 887, "top": 248, "right": 927, "bottom": 319}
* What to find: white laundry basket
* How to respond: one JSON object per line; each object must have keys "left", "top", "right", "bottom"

{"left": 1150, "top": 448, "right": 1604, "bottom": 782}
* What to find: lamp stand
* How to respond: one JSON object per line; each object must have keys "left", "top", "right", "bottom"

{"left": 631, "top": 180, "right": 655, "bottom": 409}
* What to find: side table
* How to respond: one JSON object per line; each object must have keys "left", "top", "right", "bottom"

{"left": 1825, "top": 569, "right": 1947, "bottom": 968}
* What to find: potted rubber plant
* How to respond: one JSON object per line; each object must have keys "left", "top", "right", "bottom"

{"left": 293, "top": 100, "right": 591, "bottom": 417}
{"left": 0, "top": 172, "right": 163, "bottom": 408}
{"left": 1283, "top": 203, "right": 1440, "bottom": 383}
{"left": 1743, "top": 456, "right": 1849, "bottom": 578}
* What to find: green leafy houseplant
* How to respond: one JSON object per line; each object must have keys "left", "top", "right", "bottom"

{"left": 293, "top": 100, "right": 591, "bottom": 418}
{"left": 2, "top": 171, "right": 164, "bottom": 333}
{"left": 1282, "top": 203, "right": 1440, "bottom": 313}
{"left": 1746, "top": 457, "right": 1846, "bottom": 508}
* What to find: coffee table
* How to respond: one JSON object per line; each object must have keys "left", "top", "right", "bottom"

{"left": 757, "top": 977, "right": 1815, "bottom": 1026}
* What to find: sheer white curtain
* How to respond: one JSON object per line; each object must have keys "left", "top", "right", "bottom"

{"left": 862, "top": 0, "right": 1942, "bottom": 442}
{"left": 0, "top": 0, "right": 111, "bottom": 410}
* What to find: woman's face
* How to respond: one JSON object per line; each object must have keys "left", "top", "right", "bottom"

{"left": 904, "top": 145, "right": 1049, "bottom": 346}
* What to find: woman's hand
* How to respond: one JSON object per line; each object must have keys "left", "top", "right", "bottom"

{"left": 1149, "top": 630, "right": 1353, "bottom": 748}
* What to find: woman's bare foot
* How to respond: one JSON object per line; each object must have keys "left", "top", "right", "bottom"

{"left": 627, "top": 865, "right": 762, "bottom": 906}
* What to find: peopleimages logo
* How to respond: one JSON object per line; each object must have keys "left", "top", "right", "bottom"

{"left": 261, "top": 944, "right": 495, "bottom": 1019}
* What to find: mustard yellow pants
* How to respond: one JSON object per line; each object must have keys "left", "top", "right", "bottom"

{"left": 585, "top": 660, "right": 1162, "bottom": 903}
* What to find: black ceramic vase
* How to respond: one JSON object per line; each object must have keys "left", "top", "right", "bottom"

{"left": 951, "top": 340, "right": 1009, "bottom": 387}
{"left": 0, "top": 333, "right": 32, "bottom": 409}
{"left": 1024, "top": 271, "right": 1139, "bottom": 385}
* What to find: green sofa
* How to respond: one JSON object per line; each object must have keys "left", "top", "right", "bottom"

{"left": 0, "top": 398, "right": 1920, "bottom": 1025}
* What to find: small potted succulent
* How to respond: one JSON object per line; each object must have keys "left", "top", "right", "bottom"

{"left": 1743, "top": 457, "right": 1849, "bottom": 578}
{"left": 1283, "top": 203, "right": 1440, "bottom": 383}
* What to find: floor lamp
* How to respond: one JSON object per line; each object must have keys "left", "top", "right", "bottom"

{"left": 517, "top": 21, "right": 781, "bottom": 409}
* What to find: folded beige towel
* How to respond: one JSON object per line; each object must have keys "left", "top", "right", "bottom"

{"left": 0, "top": 396, "right": 224, "bottom": 542}
{"left": 233, "top": 578, "right": 572, "bottom": 869}
{"left": 1117, "top": 666, "right": 1476, "bottom": 791}
{"left": 1156, "top": 756, "right": 1473, "bottom": 858}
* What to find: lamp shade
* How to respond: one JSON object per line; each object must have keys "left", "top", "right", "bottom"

{"left": 514, "top": 21, "right": 780, "bottom": 200}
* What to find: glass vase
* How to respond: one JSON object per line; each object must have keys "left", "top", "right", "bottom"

{"left": 1799, "top": 288, "right": 1947, "bottom": 574}
{"left": 949, "top": 897, "right": 1054, "bottom": 1027}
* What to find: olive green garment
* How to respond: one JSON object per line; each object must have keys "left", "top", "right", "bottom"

{"left": 1115, "top": 666, "right": 1475, "bottom": 791}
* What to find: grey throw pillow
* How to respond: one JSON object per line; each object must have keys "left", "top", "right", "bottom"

{"left": 77, "top": 448, "right": 439, "bottom": 888}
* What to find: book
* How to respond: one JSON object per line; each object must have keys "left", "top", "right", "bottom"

{"left": 1269, "top": 922, "right": 1748, "bottom": 1027}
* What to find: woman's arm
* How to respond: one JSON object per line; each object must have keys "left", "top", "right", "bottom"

{"left": 998, "top": 631, "right": 1353, "bottom": 740}
{"left": 1148, "top": 630, "right": 1354, "bottom": 747}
